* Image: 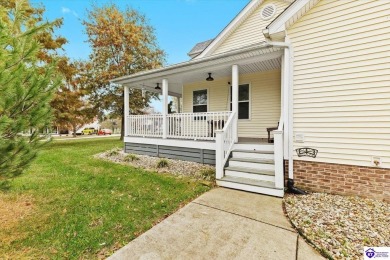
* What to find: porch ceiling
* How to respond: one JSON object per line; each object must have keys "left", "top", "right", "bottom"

{"left": 112, "top": 43, "right": 283, "bottom": 96}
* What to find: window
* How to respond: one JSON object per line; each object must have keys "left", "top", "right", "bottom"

{"left": 230, "top": 84, "right": 250, "bottom": 119}
{"left": 193, "top": 89, "right": 207, "bottom": 113}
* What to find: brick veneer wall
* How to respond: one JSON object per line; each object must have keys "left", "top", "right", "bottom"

{"left": 284, "top": 160, "right": 390, "bottom": 202}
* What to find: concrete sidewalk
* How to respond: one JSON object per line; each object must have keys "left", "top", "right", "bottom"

{"left": 108, "top": 188, "right": 324, "bottom": 260}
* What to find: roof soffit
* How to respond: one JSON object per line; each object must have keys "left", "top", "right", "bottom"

{"left": 112, "top": 44, "right": 283, "bottom": 86}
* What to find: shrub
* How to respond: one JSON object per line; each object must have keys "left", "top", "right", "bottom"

{"left": 156, "top": 158, "right": 169, "bottom": 168}
{"left": 199, "top": 168, "right": 216, "bottom": 181}
{"left": 124, "top": 154, "right": 139, "bottom": 162}
{"left": 108, "top": 149, "right": 120, "bottom": 156}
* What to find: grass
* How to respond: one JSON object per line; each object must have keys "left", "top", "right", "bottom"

{"left": 124, "top": 154, "right": 139, "bottom": 162}
{"left": 0, "top": 137, "right": 211, "bottom": 259}
{"left": 199, "top": 168, "right": 216, "bottom": 181}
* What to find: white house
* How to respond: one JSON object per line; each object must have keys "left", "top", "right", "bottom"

{"left": 112, "top": 0, "right": 390, "bottom": 201}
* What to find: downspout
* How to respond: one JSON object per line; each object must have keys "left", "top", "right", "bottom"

{"left": 265, "top": 39, "right": 306, "bottom": 195}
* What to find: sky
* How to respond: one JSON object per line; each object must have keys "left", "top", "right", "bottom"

{"left": 30, "top": 0, "right": 249, "bottom": 111}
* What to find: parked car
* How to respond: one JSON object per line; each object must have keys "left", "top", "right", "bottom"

{"left": 98, "top": 129, "right": 112, "bottom": 135}
{"left": 59, "top": 129, "right": 69, "bottom": 135}
{"left": 82, "top": 127, "right": 97, "bottom": 135}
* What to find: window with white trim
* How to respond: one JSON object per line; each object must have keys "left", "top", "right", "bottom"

{"left": 193, "top": 89, "right": 207, "bottom": 113}
{"left": 230, "top": 84, "right": 250, "bottom": 119}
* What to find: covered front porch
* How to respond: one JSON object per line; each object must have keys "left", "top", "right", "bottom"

{"left": 113, "top": 43, "right": 291, "bottom": 197}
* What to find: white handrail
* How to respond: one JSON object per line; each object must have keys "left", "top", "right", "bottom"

{"left": 215, "top": 112, "right": 236, "bottom": 179}
{"left": 126, "top": 114, "right": 164, "bottom": 138}
{"left": 277, "top": 114, "right": 284, "bottom": 131}
{"left": 221, "top": 112, "right": 236, "bottom": 167}
{"left": 166, "top": 111, "right": 231, "bottom": 140}
{"left": 126, "top": 111, "right": 231, "bottom": 140}
{"left": 274, "top": 118, "right": 284, "bottom": 189}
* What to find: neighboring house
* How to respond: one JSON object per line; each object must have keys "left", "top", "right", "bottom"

{"left": 112, "top": 0, "right": 390, "bottom": 200}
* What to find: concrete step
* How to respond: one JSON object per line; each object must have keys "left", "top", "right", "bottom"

{"left": 229, "top": 158, "right": 275, "bottom": 171}
{"left": 233, "top": 143, "right": 274, "bottom": 152}
{"left": 217, "top": 176, "right": 284, "bottom": 197}
{"left": 232, "top": 149, "right": 274, "bottom": 160}
{"left": 224, "top": 166, "right": 275, "bottom": 182}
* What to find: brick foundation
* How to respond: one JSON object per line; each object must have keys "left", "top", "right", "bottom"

{"left": 284, "top": 160, "right": 390, "bottom": 202}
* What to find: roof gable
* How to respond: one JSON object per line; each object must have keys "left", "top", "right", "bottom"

{"left": 196, "top": 0, "right": 293, "bottom": 59}
{"left": 264, "top": 0, "right": 320, "bottom": 38}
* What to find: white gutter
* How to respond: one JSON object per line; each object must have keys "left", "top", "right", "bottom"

{"left": 266, "top": 39, "right": 294, "bottom": 181}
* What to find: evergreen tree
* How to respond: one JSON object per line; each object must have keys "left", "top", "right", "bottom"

{"left": 0, "top": 0, "right": 61, "bottom": 183}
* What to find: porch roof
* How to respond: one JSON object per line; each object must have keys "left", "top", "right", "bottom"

{"left": 111, "top": 43, "right": 283, "bottom": 97}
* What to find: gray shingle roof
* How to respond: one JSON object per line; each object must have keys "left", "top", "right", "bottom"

{"left": 187, "top": 39, "right": 214, "bottom": 58}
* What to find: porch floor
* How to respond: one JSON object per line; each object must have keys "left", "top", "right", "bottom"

{"left": 238, "top": 137, "right": 271, "bottom": 144}
{"left": 125, "top": 136, "right": 271, "bottom": 145}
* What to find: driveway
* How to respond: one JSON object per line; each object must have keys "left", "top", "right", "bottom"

{"left": 108, "top": 188, "right": 324, "bottom": 260}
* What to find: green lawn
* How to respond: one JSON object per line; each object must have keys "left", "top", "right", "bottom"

{"left": 0, "top": 137, "right": 210, "bottom": 259}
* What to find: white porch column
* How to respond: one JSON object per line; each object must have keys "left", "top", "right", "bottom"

{"left": 282, "top": 47, "right": 290, "bottom": 159}
{"left": 124, "top": 86, "right": 129, "bottom": 137}
{"left": 232, "top": 64, "right": 239, "bottom": 142}
{"left": 162, "top": 79, "right": 168, "bottom": 139}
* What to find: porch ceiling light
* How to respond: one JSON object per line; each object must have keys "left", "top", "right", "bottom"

{"left": 155, "top": 83, "right": 161, "bottom": 90}
{"left": 206, "top": 73, "right": 214, "bottom": 81}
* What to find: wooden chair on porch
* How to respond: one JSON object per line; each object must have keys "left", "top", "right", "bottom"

{"left": 208, "top": 120, "right": 225, "bottom": 137}
{"left": 266, "top": 122, "right": 279, "bottom": 143}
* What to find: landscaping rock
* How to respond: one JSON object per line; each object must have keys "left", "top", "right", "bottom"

{"left": 95, "top": 148, "right": 216, "bottom": 181}
{"left": 284, "top": 193, "right": 390, "bottom": 260}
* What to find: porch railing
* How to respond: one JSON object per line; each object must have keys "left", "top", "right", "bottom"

{"left": 273, "top": 116, "right": 284, "bottom": 189}
{"left": 127, "top": 114, "right": 163, "bottom": 138}
{"left": 126, "top": 111, "right": 232, "bottom": 140}
{"left": 215, "top": 112, "right": 237, "bottom": 179}
{"left": 166, "top": 111, "right": 231, "bottom": 140}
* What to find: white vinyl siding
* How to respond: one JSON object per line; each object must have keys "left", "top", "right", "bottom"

{"left": 212, "top": 0, "right": 290, "bottom": 55}
{"left": 183, "top": 70, "right": 281, "bottom": 138}
{"left": 288, "top": 0, "right": 390, "bottom": 168}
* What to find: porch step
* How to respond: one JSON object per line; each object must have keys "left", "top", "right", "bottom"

{"left": 233, "top": 143, "right": 274, "bottom": 152}
{"left": 224, "top": 166, "right": 275, "bottom": 182}
{"left": 233, "top": 149, "right": 274, "bottom": 154}
{"left": 232, "top": 149, "right": 274, "bottom": 160}
{"left": 228, "top": 157, "right": 275, "bottom": 171}
{"left": 217, "top": 176, "right": 284, "bottom": 197}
